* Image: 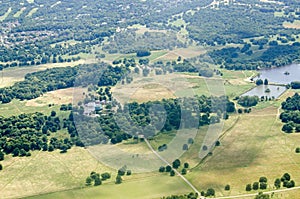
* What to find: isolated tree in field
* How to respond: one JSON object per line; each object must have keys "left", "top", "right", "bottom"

{"left": 225, "top": 184, "right": 230, "bottom": 191}
{"left": 264, "top": 79, "right": 269, "bottom": 85}
{"left": 246, "top": 184, "right": 252, "bottom": 191}
{"left": 181, "top": 168, "right": 187, "bottom": 175}
{"left": 188, "top": 138, "right": 194, "bottom": 144}
{"left": 126, "top": 170, "right": 132, "bottom": 176}
{"left": 0, "top": 164, "right": 2, "bottom": 170}
{"left": 116, "top": 175, "right": 122, "bottom": 184}
{"left": 182, "top": 144, "right": 188, "bottom": 150}
{"left": 184, "top": 162, "right": 189, "bottom": 169}
{"left": 296, "top": 148, "right": 300, "bottom": 153}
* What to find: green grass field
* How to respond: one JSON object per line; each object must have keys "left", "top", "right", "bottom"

{"left": 25, "top": 174, "right": 192, "bottom": 199}
{"left": 0, "top": 147, "right": 115, "bottom": 199}
{"left": 185, "top": 90, "right": 300, "bottom": 197}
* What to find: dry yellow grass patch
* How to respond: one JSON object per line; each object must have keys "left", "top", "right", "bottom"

{"left": 26, "top": 87, "right": 87, "bottom": 107}
{"left": 111, "top": 73, "right": 198, "bottom": 104}
{"left": 283, "top": 20, "right": 300, "bottom": 29}
{"left": 130, "top": 83, "right": 176, "bottom": 103}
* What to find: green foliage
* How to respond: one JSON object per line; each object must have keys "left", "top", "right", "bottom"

{"left": 207, "top": 43, "right": 300, "bottom": 70}
{"left": 291, "top": 82, "right": 300, "bottom": 89}
{"left": 246, "top": 184, "right": 252, "bottom": 191}
{"left": 0, "top": 164, "right": 2, "bottom": 170}
{"left": 161, "top": 192, "right": 198, "bottom": 199}
{"left": 126, "top": 170, "right": 132, "bottom": 176}
{"left": 172, "top": 159, "right": 181, "bottom": 169}
{"left": 115, "top": 175, "right": 122, "bottom": 184}
{"left": 166, "top": 165, "right": 172, "bottom": 172}
{"left": 101, "top": 172, "right": 111, "bottom": 181}
{"left": 259, "top": 177, "right": 268, "bottom": 183}
{"left": 0, "top": 112, "right": 78, "bottom": 157}
{"left": 205, "top": 188, "right": 215, "bottom": 197}
{"left": 181, "top": 168, "right": 187, "bottom": 175}
{"left": 256, "top": 79, "right": 263, "bottom": 86}
{"left": 255, "top": 192, "right": 270, "bottom": 199}
{"left": 274, "top": 178, "right": 281, "bottom": 189}
{"left": 85, "top": 176, "right": 93, "bottom": 186}
{"left": 224, "top": 184, "right": 230, "bottom": 191}
{"left": 103, "top": 30, "right": 184, "bottom": 54}
{"left": 136, "top": 50, "right": 151, "bottom": 57}
{"left": 280, "top": 93, "right": 300, "bottom": 133}
{"left": 159, "top": 166, "right": 166, "bottom": 173}
{"left": 183, "top": 162, "right": 189, "bottom": 169}
{"left": 170, "top": 169, "right": 175, "bottom": 177}
{"left": 0, "top": 151, "right": 4, "bottom": 161}
{"left": 238, "top": 96, "right": 259, "bottom": 107}
{"left": 252, "top": 182, "right": 259, "bottom": 190}
{"left": 94, "top": 177, "right": 102, "bottom": 186}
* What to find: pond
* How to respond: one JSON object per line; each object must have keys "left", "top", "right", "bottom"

{"left": 242, "top": 85, "right": 287, "bottom": 99}
{"left": 254, "top": 63, "right": 300, "bottom": 84}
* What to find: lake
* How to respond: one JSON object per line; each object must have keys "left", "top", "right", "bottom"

{"left": 242, "top": 84, "right": 287, "bottom": 99}
{"left": 255, "top": 63, "right": 300, "bottom": 84}
{"left": 243, "top": 64, "right": 300, "bottom": 98}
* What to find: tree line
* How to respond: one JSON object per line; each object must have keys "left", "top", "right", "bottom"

{"left": 0, "top": 111, "right": 83, "bottom": 161}
{"left": 280, "top": 93, "right": 300, "bottom": 133}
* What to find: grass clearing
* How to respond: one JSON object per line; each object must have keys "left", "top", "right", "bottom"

{"left": 283, "top": 20, "right": 300, "bottom": 29}
{"left": 128, "top": 24, "right": 167, "bottom": 35}
{"left": 0, "top": 147, "right": 114, "bottom": 199}
{"left": 112, "top": 72, "right": 254, "bottom": 104}
{"left": 186, "top": 91, "right": 300, "bottom": 197}
{"left": 0, "top": 99, "right": 60, "bottom": 117}
{"left": 25, "top": 87, "right": 87, "bottom": 107}
{"left": 25, "top": 174, "right": 191, "bottom": 199}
